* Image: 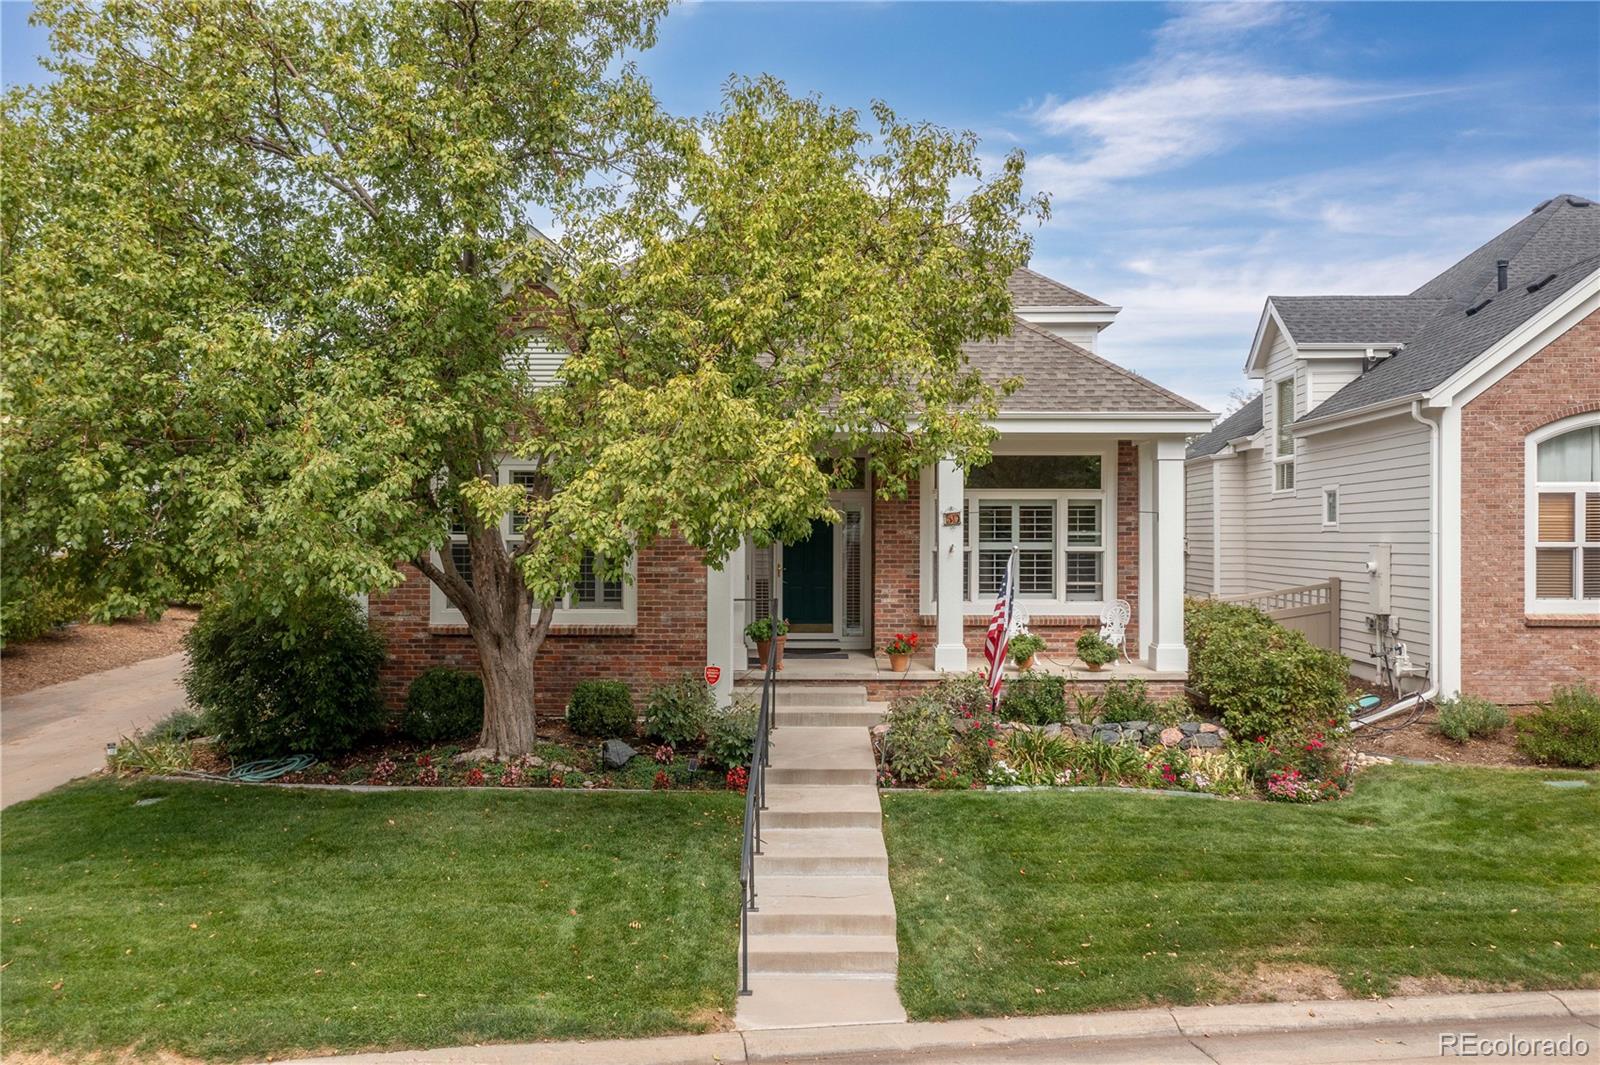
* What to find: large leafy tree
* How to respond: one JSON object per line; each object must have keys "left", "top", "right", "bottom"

{"left": 3, "top": 1, "right": 1044, "bottom": 753}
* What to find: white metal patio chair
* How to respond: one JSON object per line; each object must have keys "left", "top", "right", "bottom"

{"left": 1099, "top": 599, "right": 1133, "bottom": 663}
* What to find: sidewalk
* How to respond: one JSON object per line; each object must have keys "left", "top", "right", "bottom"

{"left": 282, "top": 989, "right": 1599, "bottom": 1065}
{"left": 1, "top": 652, "right": 186, "bottom": 807}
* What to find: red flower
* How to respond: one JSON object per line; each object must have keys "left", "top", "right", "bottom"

{"left": 652, "top": 770, "right": 671, "bottom": 791}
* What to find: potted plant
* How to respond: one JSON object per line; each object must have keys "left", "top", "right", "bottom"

{"left": 1075, "top": 630, "right": 1116, "bottom": 672}
{"left": 883, "top": 632, "right": 918, "bottom": 672}
{"left": 746, "top": 617, "right": 789, "bottom": 670}
{"left": 1009, "top": 632, "right": 1047, "bottom": 671}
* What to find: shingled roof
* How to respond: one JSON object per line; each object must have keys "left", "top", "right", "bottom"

{"left": 1186, "top": 394, "right": 1264, "bottom": 458}
{"left": 1289, "top": 194, "right": 1600, "bottom": 424}
{"left": 1270, "top": 295, "right": 1450, "bottom": 346}
{"left": 1006, "top": 266, "right": 1105, "bottom": 308}
{"left": 964, "top": 316, "right": 1206, "bottom": 415}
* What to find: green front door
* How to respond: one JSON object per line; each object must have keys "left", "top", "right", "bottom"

{"left": 783, "top": 518, "right": 834, "bottom": 633}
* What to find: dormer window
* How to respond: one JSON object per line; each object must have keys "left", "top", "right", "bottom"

{"left": 1273, "top": 377, "right": 1296, "bottom": 491}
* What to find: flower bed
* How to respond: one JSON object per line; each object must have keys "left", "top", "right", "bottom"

{"left": 871, "top": 673, "right": 1353, "bottom": 802}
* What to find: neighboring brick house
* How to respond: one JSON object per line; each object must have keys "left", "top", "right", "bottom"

{"left": 371, "top": 267, "right": 1213, "bottom": 712}
{"left": 1185, "top": 194, "right": 1600, "bottom": 705}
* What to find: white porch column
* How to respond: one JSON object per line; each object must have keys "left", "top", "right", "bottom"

{"left": 933, "top": 457, "right": 967, "bottom": 672}
{"left": 1150, "top": 437, "right": 1190, "bottom": 672}
{"left": 1137, "top": 443, "right": 1154, "bottom": 663}
{"left": 705, "top": 554, "right": 738, "bottom": 708}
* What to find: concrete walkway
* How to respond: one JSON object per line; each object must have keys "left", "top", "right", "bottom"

{"left": 734, "top": 685, "right": 905, "bottom": 1030}
{"left": 0, "top": 652, "right": 186, "bottom": 807}
{"left": 280, "top": 989, "right": 1599, "bottom": 1064}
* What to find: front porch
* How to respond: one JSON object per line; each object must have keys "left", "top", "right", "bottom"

{"left": 734, "top": 647, "right": 1184, "bottom": 686}
{"left": 705, "top": 427, "right": 1202, "bottom": 706}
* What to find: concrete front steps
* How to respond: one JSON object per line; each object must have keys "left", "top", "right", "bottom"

{"left": 735, "top": 686, "right": 906, "bottom": 1031}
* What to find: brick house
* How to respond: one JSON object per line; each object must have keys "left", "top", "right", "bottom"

{"left": 371, "top": 267, "right": 1213, "bottom": 712}
{"left": 1185, "top": 194, "right": 1600, "bottom": 705}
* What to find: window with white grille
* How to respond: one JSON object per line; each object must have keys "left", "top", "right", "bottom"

{"left": 957, "top": 452, "right": 1108, "bottom": 607}
{"left": 1273, "top": 376, "right": 1296, "bottom": 492}
{"left": 1530, "top": 422, "right": 1600, "bottom": 612}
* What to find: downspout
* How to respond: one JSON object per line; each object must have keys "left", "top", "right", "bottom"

{"left": 1351, "top": 399, "right": 1442, "bottom": 729}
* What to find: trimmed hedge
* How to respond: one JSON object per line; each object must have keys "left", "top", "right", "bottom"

{"left": 1185, "top": 597, "right": 1350, "bottom": 741}
{"left": 567, "top": 680, "right": 635, "bottom": 738}
{"left": 403, "top": 667, "right": 485, "bottom": 744}
{"left": 643, "top": 673, "right": 713, "bottom": 747}
{"left": 183, "top": 592, "right": 387, "bottom": 759}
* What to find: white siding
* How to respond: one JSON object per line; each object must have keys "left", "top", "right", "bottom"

{"left": 1185, "top": 460, "right": 1215, "bottom": 596}
{"left": 505, "top": 330, "right": 568, "bottom": 387}
{"left": 1308, "top": 358, "right": 1364, "bottom": 410}
{"left": 1235, "top": 412, "right": 1434, "bottom": 680}
{"left": 1031, "top": 322, "right": 1100, "bottom": 351}
{"left": 1214, "top": 456, "right": 1248, "bottom": 596}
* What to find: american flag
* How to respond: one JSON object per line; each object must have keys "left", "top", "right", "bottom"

{"left": 983, "top": 549, "right": 1018, "bottom": 707}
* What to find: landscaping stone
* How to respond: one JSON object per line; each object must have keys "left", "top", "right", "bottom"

{"left": 1093, "top": 728, "right": 1121, "bottom": 744}
{"left": 1192, "top": 732, "right": 1222, "bottom": 750}
{"left": 1159, "top": 726, "right": 1183, "bottom": 747}
{"left": 1069, "top": 723, "right": 1094, "bottom": 739}
{"left": 1043, "top": 723, "right": 1063, "bottom": 737}
{"left": 1123, "top": 720, "right": 1148, "bottom": 733}
{"left": 600, "top": 740, "right": 635, "bottom": 769}
{"left": 1180, "top": 721, "right": 1201, "bottom": 735}
{"left": 1199, "top": 722, "right": 1220, "bottom": 734}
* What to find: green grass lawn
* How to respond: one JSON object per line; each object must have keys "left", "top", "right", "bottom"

{"left": 884, "top": 765, "right": 1600, "bottom": 1020}
{"left": 1, "top": 779, "right": 742, "bottom": 1062}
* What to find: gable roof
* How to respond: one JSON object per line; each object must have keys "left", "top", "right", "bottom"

{"left": 1186, "top": 394, "right": 1263, "bottom": 458}
{"left": 1006, "top": 266, "right": 1105, "bottom": 308}
{"left": 1269, "top": 295, "right": 1450, "bottom": 346}
{"left": 1278, "top": 193, "right": 1600, "bottom": 424}
{"left": 965, "top": 316, "right": 1206, "bottom": 415}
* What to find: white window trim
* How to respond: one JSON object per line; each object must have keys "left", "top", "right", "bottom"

{"left": 1523, "top": 413, "right": 1600, "bottom": 617}
{"left": 919, "top": 446, "right": 1116, "bottom": 616}
{"left": 1322, "top": 484, "right": 1340, "bottom": 529}
{"left": 1272, "top": 375, "right": 1296, "bottom": 494}
{"left": 430, "top": 460, "right": 639, "bottom": 627}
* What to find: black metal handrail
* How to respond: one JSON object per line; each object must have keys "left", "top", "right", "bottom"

{"left": 738, "top": 594, "right": 779, "bottom": 997}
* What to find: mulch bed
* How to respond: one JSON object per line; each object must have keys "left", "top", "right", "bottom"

{"left": 1350, "top": 698, "right": 1539, "bottom": 767}
{"left": 0, "top": 607, "right": 198, "bottom": 697}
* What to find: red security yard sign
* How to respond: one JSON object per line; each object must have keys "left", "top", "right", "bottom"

{"left": 704, "top": 665, "right": 722, "bottom": 687}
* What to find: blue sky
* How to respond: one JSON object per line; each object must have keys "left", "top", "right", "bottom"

{"left": 5, "top": 1, "right": 1597, "bottom": 410}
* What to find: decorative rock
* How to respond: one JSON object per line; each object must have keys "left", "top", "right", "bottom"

{"left": 1070, "top": 723, "right": 1094, "bottom": 739}
{"left": 871, "top": 722, "right": 891, "bottom": 738}
{"left": 1192, "top": 732, "right": 1222, "bottom": 750}
{"left": 1043, "top": 723, "right": 1063, "bottom": 737}
{"left": 1123, "top": 720, "right": 1149, "bottom": 733}
{"left": 1093, "top": 728, "right": 1121, "bottom": 744}
{"left": 1159, "top": 726, "right": 1183, "bottom": 747}
{"left": 1198, "top": 722, "right": 1220, "bottom": 734}
{"left": 1120, "top": 731, "right": 1142, "bottom": 745}
{"left": 1179, "top": 721, "right": 1202, "bottom": 735}
{"left": 601, "top": 740, "right": 636, "bottom": 770}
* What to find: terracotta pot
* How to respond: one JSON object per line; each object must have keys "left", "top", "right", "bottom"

{"left": 755, "top": 635, "right": 786, "bottom": 671}
{"left": 1085, "top": 660, "right": 1105, "bottom": 672}
{"left": 1017, "top": 654, "right": 1037, "bottom": 671}
{"left": 888, "top": 652, "right": 911, "bottom": 673}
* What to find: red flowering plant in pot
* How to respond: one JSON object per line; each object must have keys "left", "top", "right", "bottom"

{"left": 883, "top": 632, "right": 918, "bottom": 672}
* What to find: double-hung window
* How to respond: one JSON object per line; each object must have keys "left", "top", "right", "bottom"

{"left": 957, "top": 454, "right": 1108, "bottom": 607}
{"left": 1531, "top": 423, "right": 1600, "bottom": 609}
{"left": 1274, "top": 377, "right": 1296, "bottom": 491}
{"left": 504, "top": 466, "right": 622, "bottom": 610}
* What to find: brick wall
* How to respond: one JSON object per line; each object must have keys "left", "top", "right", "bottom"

{"left": 369, "top": 538, "right": 708, "bottom": 719}
{"left": 871, "top": 444, "right": 1144, "bottom": 663}
{"left": 1459, "top": 307, "right": 1600, "bottom": 704}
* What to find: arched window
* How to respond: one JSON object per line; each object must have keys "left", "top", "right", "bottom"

{"left": 1528, "top": 417, "right": 1600, "bottom": 613}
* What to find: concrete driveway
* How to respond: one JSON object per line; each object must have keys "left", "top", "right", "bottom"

{"left": 1, "top": 652, "right": 187, "bottom": 807}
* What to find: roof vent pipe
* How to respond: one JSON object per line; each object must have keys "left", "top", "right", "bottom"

{"left": 1496, "top": 259, "right": 1509, "bottom": 292}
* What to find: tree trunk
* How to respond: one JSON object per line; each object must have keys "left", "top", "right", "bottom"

{"left": 472, "top": 616, "right": 542, "bottom": 757}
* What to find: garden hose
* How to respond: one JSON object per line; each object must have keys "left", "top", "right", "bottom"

{"left": 225, "top": 756, "right": 316, "bottom": 782}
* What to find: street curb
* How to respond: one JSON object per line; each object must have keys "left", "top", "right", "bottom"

{"left": 274, "top": 988, "right": 1599, "bottom": 1065}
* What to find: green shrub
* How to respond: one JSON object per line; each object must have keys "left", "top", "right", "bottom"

{"left": 183, "top": 592, "right": 387, "bottom": 759}
{"left": 1516, "top": 683, "right": 1600, "bottom": 768}
{"left": 566, "top": 680, "right": 635, "bottom": 738}
{"left": 703, "top": 696, "right": 758, "bottom": 769}
{"left": 1434, "top": 693, "right": 1509, "bottom": 743}
{"left": 1069, "top": 689, "right": 1100, "bottom": 723}
{"left": 928, "top": 672, "right": 994, "bottom": 717}
{"left": 1184, "top": 598, "right": 1350, "bottom": 741}
{"left": 644, "top": 673, "right": 714, "bottom": 746}
{"left": 999, "top": 671, "right": 1066, "bottom": 725}
{"left": 1003, "top": 727, "right": 1071, "bottom": 785}
{"left": 1098, "top": 679, "right": 1154, "bottom": 722}
{"left": 142, "top": 709, "right": 207, "bottom": 745}
{"left": 402, "top": 668, "right": 485, "bottom": 744}
{"left": 1075, "top": 630, "right": 1116, "bottom": 667}
{"left": 883, "top": 694, "right": 954, "bottom": 784}
{"left": 1152, "top": 694, "right": 1194, "bottom": 727}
